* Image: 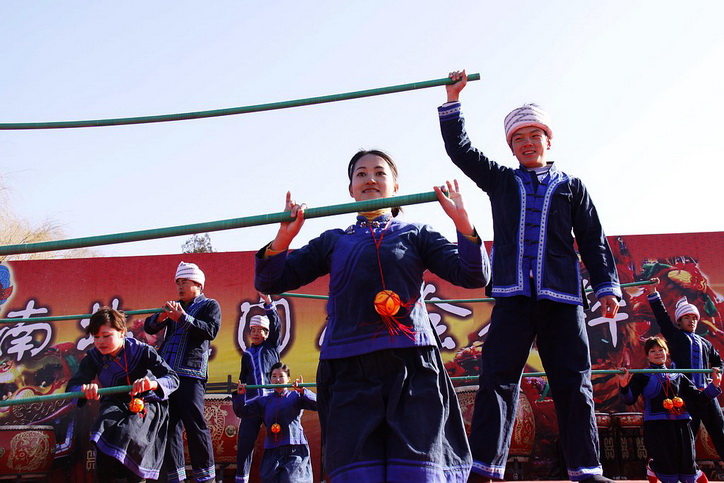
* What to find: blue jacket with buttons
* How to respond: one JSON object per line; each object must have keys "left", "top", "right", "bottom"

{"left": 439, "top": 102, "right": 620, "bottom": 305}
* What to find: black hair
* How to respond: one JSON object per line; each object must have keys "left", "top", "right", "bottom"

{"left": 86, "top": 307, "right": 127, "bottom": 336}
{"left": 269, "top": 361, "right": 291, "bottom": 378}
{"left": 644, "top": 336, "right": 669, "bottom": 355}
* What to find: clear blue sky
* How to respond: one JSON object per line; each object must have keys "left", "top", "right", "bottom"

{"left": 1, "top": 2, "right": 722, "bottom": 257}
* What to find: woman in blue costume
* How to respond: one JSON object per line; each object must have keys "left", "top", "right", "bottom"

{"left": 233, "top": 362, "right": 317, "bottom": 483}
{"left": 618, "top": 336, "right": 721, "bottom": 483}
{"left": 255, "top": 149, "right": 491, "bottom": 482}
{"left": 67, "top": 307, "right": 179, "bottom": 482}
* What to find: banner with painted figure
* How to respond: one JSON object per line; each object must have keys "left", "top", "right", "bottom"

{"left": 0, "top": 231, "right": 722, "bottom": 479}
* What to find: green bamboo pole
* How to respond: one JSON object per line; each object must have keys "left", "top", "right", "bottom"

{"left": 0, "top": 369, "right": 714, "bottom": 407}
{"left": 0, "top": 308, "right": 163, "bottom": 325}
{"left": 0, "top": 385, "right": 133, "bottom": 408}
{"left": 0, "top": 281, "right": 655, "bottom": 324}
{"left": 280, "top": 281, "right": 655, "bottom": 303}
{"left": 0, "top": 74, "right": 480, "bottom": 130}
{"left": 0, "top": 191, "right": 439, "bottom": 256}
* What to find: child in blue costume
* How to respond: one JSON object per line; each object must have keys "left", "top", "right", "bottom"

{"left": 236, "top": 292, "right": 282, "bottom": 483}
{"left": 67, "top": 307, "right": 179, "bottom": 482}
{"left": 233, "top": 362, "right": 317, "bottom": 483}
{"left": 255, "top": 149, "right": 490, "bottom": 482}
{"left": 440, "top": 71, "right": 621, "bottom": 482}
{"left": 618, "top": 336, "right": 721, "bottom": 483}
{"left": 644, "top": 277, "right": 724, "bottom": 461}
{"left": 144, "top": 261, "right": 221, "bottom": 483}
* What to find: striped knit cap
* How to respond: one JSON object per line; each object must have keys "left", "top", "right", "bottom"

{"left": 175, "top": 261, "right": 205, "bottom": 288}
{"left": 674, "top": 297, "right": 699, "bottom": 321}
{"left": 249, "top": 315, "right": 270, "bottom": 331}
{"left": 504, "top": 103, "right": 553, "bottom": 147}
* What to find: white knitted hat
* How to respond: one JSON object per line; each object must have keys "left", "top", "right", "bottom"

{"left": 504, "top": 103, "right": 553, "bottom": 147}
{"left": 674, "top": 297, "right": 699, "bottom": 321}
{"left": 175, "top": 261, "right": 205, "bottom": 288}
{"left": 249, "top": 315, "right": 270, "bottom": 331}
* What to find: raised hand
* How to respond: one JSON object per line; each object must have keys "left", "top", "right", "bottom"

{"left": 446, "top": 69, "right": 468, "bottom": 103}
{"left": 434, "top": 180, "right": 475, "bottom": 237}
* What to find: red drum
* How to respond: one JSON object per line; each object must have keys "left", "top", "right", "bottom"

{"left": 183, "top": 394, "right": 240, "bottom": 464}
{"left": 612, "top": 412, "right": 646, "bottom": 480}
{"left": 0, "top": 425, "right": 55, "bottom": 478}
{"left": 595, "top": 413, "right": 616, "bottom": 475}
{"left": 695, "top": 424, "right": 719, "bottom": 461}
{"left": 455, "top": 385, "right": 535, "bottom": 458}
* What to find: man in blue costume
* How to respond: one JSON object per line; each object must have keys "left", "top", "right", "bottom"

{"left": 145, "top": 261, "right": 221, "bottom": 483}
{"left": 439, "top": 71, "right": 621, "bottom": 482}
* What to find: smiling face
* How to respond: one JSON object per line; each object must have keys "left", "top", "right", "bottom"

{"left": 176, "top": 278, "right": 202, "bottom": 302}
{"left": 646, "top": 343, "right": 668, "bottom": 366}
{"left": 348, "top": 153, "right": 399, "bottom": 202}
{"left": 270, "top": 367, "right": 290, "bottom": 393}
{"left": 93, "top": 322, "right": 126, "bottom": 356}
{"left": 510, "top": 126, "right": 551, "bottom": 168}
{"left": 678, "top": 314, "right": 699, "bottom": 333}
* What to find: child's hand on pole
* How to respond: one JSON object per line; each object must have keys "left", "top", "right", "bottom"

{"left": 293, "top": 375, "right": 304, "bottom": 394}
{"left": 616, "top": 367, "right": 632, "bottom": 387}
{"left": 712, "top": 368, "right": 721, "bottom": 388}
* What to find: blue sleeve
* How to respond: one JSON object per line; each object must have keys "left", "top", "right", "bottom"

{"left": 620, "top": 373, "right": 646, "bottom": 406}
{"left": 647, "top": 292, "right": 678, "bottom": 340}
{"left": 265, "top": 303, "right": 282, "bottom": 349}
{"left": 569, "top": 178, "right": 621, "bottom": 300}
{"left": 232, "top": 391, "right": 264, "bottom": 418}
{"left": 144, "top": 312, "right": 168, "bottom": 335}
{"left": 438, "top": 101, "right": 510, "bottom": 195}
{"left": 145, "top": 346, "right": 179, "bottom": 399}
{"left": 255, "top": 230, "right": 341, "bottom": 294}
{"left": 417, "top": 224, "right": 490, "bottom": 289}
{"left": 66, "top": 352, "right": 99, "bottom": 408}
{"left": 180, "top": 298, "right": 221, "bottom": 341}
{"left": 299, "top": 388, "right": 318, "bottom": 411}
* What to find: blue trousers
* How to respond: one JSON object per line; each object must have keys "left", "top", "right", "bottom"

{"left": 469, "top": 296, "right": 602, "bottom": 481}
{"left": 236, "top": 414, "right": 263, "bottom": 481}
{"left": 165, "top": 377, "right": 216, "bottom": 482}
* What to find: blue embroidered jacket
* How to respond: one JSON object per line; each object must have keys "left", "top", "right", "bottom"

{"left": 439, "top": 102, "right": 620, "bottom": 305}
{"left": 232, "top": 388, "right": 317, "bottom": 449}
{"left": 620, "top": 364, "right": 721, "bottom": 421}
{"left": 240, "top": 302, "right": 281, "bottom": 400}
{"left": 144, "top": 294, "right": 221, "bottom": 379}
{"left": 67, "top": 337, "right": 179, "bottom": 406}
{"left": 255, "top": 214, "right": 490, "bottom": 360}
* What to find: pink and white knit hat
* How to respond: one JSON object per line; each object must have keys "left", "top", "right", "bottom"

{"left": 175, "top": 261, "right": 205, "bottom": 288}
{"left": 504, "top": 103, "right": 553, "bottom": 147}
{"left": 674, "top": 297, "right": 699, "bottom": 321}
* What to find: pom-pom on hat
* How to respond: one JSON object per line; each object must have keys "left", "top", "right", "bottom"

{"left": 504, "top": 103, "right": 553, "bottom": 147}
{"left": 674, "top": 297, "right": 699, "bottom": 321}
{"left": 175, "top": 261, "right": 205, "bottom": 288}
{"left": 249, "top": 315, "right": 270, "bottom": 331}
